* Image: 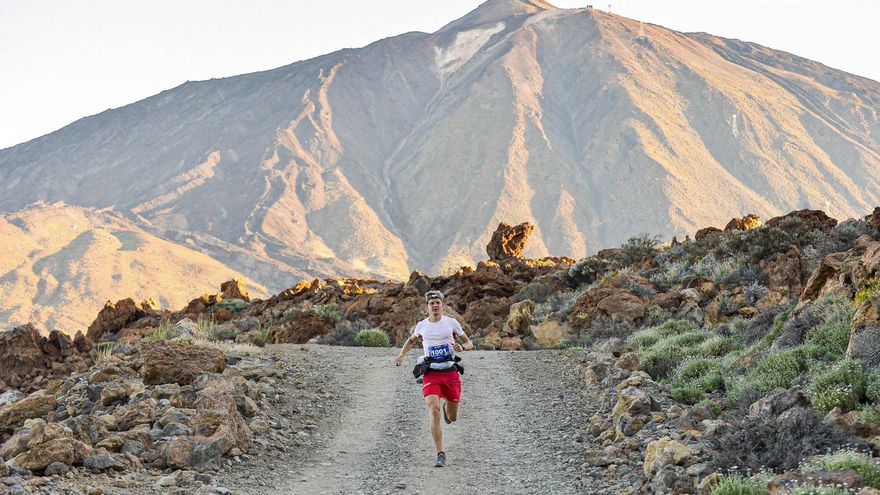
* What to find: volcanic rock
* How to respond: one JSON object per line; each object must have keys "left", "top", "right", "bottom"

{"left": 724, "top": 214, "right": 762, "bottom": 232}
{"left": 486, "top": 222, "right": 534, "bottom": 261}
{"left": 0, "top": 324, "right": 92, "bottom": 392}
{"left": 87, "top": 299, "right": 150, "bottom": 341}
{"left": 220, "top": 279, "right": 250, "bottom": 302}
{"left": 138, "top": 341, "right": 227, "bottom": 385}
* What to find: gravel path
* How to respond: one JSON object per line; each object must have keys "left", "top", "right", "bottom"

{"left": 224, "top": 345, "right": 606, "bottom": 495}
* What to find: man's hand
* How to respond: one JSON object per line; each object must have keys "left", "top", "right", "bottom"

{"left": 453, "top": 343, "right": 464, "bottom": 353}
{"left": 394, "top": 354, "right": 404, "bottom": 367}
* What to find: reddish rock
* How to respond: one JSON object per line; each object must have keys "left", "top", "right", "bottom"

{"left": 182, "top": 294, "right": 221, "bottom": 315}
{"left": 486, "top": 222, "right": 534, "bottom": 261}
{"left": 0, "top": 325, "right": 92, "bottom": 392}
{"left": 11, "top": 423, "right": 92, "bottom": 471}
{"left": 596, "top": 292, "right": 646, "bottom": 322}
{"left": 764, "top": 247, "right": 804, "bottom": 298}
{"left": 87, "top": 298, "right": 148, "bottom": 341}
{"left": 654, "top": 291, "right": 682, "bottom": 310}
{"left": 826, "top": 408, "right": 880, "bottom": 438}
{"left": 266, "top": 310, "right": 331, "bottom": 344}
{"left": 615, "top": 352, "right": 640, "bottom": 371}
{"left": 694, "top": 227, "right": 722, "bottom": 241}
{"left": 220, "top": 279, "right": 250, "bottom": 302}
{"left": 139, "top": 341, "right": 227, "bottom": 385}
{"left": 724, "top": 214, "right": 762, "bottom": 232}
{"left": 0, "top": 395, "right": 57, "bottom": 433}
{"left": 596, "top": 248, "right": 622, "bottom": 260}
{"left": 766, "top": 209, "right": 837, "bottom": 234}
{"left": 800, "top": 252, "right": 848, "bottom": 302}
{"left": 863, "top": 242, "right": 880, "bottom": 276}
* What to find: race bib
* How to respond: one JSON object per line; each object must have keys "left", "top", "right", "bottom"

{"left": 428, "top": 344, "right": 451, "bottom": 359}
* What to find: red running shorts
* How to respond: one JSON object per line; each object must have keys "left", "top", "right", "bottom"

{"left": 421, "top": 370, "right": 462, "bottom": 402}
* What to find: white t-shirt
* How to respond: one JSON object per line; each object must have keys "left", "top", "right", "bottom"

{"left": 413, "top": 315, "right": 465, "bottom": 370}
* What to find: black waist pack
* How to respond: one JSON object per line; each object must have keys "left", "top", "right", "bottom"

{"left": 413, "top": 355, "right": 464, "bottom": 378}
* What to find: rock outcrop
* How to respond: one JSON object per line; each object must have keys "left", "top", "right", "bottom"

{"left": 486, "top": 222, "right": 534, "bottom": 261}
{"left": 0, "top": 324, "right": 93, "bottom": 392}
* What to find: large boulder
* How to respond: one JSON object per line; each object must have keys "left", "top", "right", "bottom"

{"left": 220, "top": 279, "right": 250, "bottom": 302}
{"left": 643, "top": 437, "right": 691, "bottom": 477}
{"left": 846, "top": 297, "right": 880, "bottom": 368}
{"left": 764, "top": 247, "right": 804, "bottom": 299}
{"left": 138, "top": 341, "right": 227, "bottom": 385}
{"left": 596, "top": 292, "right": 646, "bottom": 322}
{"left": 800, "top": 252, "right": 848, "bottom": 303}
{"left": 10, "top": 423, "right": 91, "bottom": 471}
{"left": 504, "top": 300, "right": 535, "bottom": 336}
{"left": 486, "top": 222, "right": 534, "bottom": 261}
{"left": 0, "top": 395, "right": 57, "bottom": 433}
{"left": 266, "top": 310, "right": 331, "bottom": 344}
{"left": 87, "top": 298, "right": 150, "bottom": 341}
{"left": 724, "top": 214, "right": 762, "bottom": 232}
{"left": 694, "top": 227, "right": 721, "bottom": 241}
{"left": 530, "top": 321, "right": 571, "bottom": 348}
{"left": 0, "top": 325, "right": 93, "bottom": 391}
{"left": 766, "top": 209, "right": 837, "bottom": 234}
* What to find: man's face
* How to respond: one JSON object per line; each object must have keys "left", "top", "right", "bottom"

{"left": 427, "top": 298, "right": 442, "bottom": 316}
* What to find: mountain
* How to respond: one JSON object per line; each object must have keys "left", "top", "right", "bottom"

{"left": 2, "top": 0, "right": 880, "bottom": 329}
{"left": 0, "top": 203, "right": 268, "bottom": 332}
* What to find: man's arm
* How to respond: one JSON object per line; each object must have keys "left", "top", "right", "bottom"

{"left": 394, "top": 334, "right": 420, "bottom": 366}
{"left": 454, "top": 333, "right": 473, "bottom": 352}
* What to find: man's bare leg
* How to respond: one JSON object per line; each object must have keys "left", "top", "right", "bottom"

{"left": 425, "top": 395, "right": 444, "bottom": 453}
{"left": 444, "top": 399, "right": 460, "bottom": 423}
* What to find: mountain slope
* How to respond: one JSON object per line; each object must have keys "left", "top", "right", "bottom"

{"left": 1, "top": 0, "right": 879, "bottom": 286}
{"left": 0, "top": 203, "right": 268, "bottom": 332}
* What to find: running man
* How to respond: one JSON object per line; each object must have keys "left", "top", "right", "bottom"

{"left": 395, "top": 290, "right": 473, "bottom": 467}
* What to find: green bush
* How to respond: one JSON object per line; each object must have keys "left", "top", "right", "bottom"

{"left": 802, "top": 450, "right": 880, "bottom": 489}
{"left": 208, "top": 323, "right": 237, "bottom": 341}
{"left": 727, "top": 346, "right": 816, "bottom": 406}
{"left": 629, "top": 319, "right": 699, "bottom": 348}
{"left": 314, "top": 304, "right": 344, "bottom": 327}
{"left": 699, "top": 335, "right": 741, "bottom": 357}
{"left": 354, "top": 328, "right": 391, "bottom": 347}
{"left": 807, "top": 360, "right": 866, "bottom": 412}
{"left": 614, "top": 234, "right": 660, "bottom": 266}
{"left": 859, "top": 404, "right": 880, "bottom": 424}
{"left": 672, "top": 358, "right": 724, "bottom": 393}
{"left": 567, "top": 257, "right": 610, "bottom": 286}
{"left": 216, "top": 298, "right": 249, "bottom": 313}
{"left": 867, "top": 372, "right": 880, "bottom": 403}
{"left": 710, "top": 474, "right": 768, "bottom": 495}
{"left": 638, "top": 332, "right": 708, "bottom": 369}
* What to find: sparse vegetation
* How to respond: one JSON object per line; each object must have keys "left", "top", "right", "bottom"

{"left": 90, "top": 342, "right": 117, "bottom": 365}
{"left": 216, "top": 298, "right": 249, "bottom": 313}
{"left": 802, "top": 449, "right": 880, "bottom": 489}
{"left": 354, "top": 328, "right": 391, "bottom": 347}
{"left": 709, "top": 474, "right": 768, "bottom": 495}
{"left": 807, "top": 360, "right": 866, "bottom": 412}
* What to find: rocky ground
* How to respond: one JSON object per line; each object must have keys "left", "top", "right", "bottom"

{"left": 3, "top": 344, "right": 654, "bottom": 494}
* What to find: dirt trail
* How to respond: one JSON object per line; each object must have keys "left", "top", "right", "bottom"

{"left": 226, "top": 345, "right": 601, "bottom": 495}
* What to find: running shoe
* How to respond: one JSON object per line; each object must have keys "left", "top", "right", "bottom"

{"left": 435, "top": 451, "right": 446, "bottom": 468}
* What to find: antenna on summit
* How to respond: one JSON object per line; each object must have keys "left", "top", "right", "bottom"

{"left": 608, "top": 4, "right": 612, "bottom": 13}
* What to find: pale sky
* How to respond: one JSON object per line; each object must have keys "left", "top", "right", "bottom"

{"left": 1, "top": 0, "right": 878, "bottom": 150}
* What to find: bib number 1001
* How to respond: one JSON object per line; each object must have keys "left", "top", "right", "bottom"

{"left": 428, "top": 344, "right": 450, "bottom": 359}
